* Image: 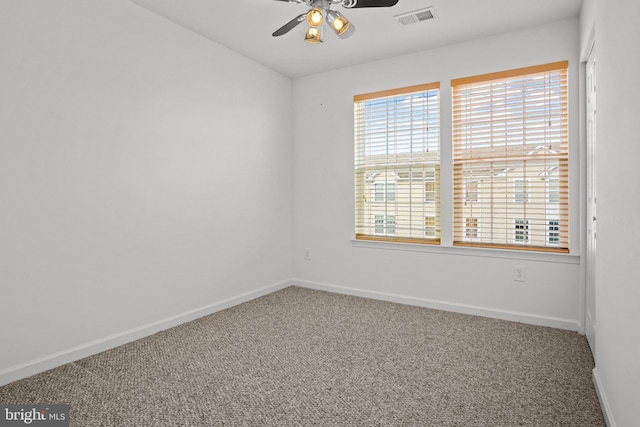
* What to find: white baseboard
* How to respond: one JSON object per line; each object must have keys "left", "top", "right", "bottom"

{"left": 593, "top": 367, "right": 616, "bottom": 427}
{"left": 1, "top": 277, "right": 581, "bottom": 387}
{"left": 0, "top": 279, "right": 293, "bottom": 387}
{"left": 293, "top": 279, "right": 579, "bottom": 331}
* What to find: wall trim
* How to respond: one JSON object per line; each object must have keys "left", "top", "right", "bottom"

{"left": 293, "top": 278, "right": 579, "bottom": 331}
{"left": 1, "top": 277, "right": 582, "bottom": 387}
{"left": 0, "top": 279, "right": 293, "bottom": 387}
{"left": 593, "top": 367, "right": 616, "bottom": 427}
{"left": 351, "top": 238, "right": 581, "bottom": 264}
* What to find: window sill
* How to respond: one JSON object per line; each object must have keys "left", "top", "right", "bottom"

{"left": 350, "top": 238, "right": 580, "bottom": 264}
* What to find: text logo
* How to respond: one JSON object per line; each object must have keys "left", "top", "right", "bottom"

{"left": 0, "top": 405, "right": 69, "bottom": 427}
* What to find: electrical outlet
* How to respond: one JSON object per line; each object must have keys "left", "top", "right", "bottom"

{"left": 305, "top": 248, "right": 311, "bottom": 260}
{"left": 514, "top": 265, "right": 526, "bottom": 282}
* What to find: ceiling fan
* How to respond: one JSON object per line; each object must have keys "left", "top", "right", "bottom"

{"left": 272, "top": 0, "right": 399, "bottom": 43}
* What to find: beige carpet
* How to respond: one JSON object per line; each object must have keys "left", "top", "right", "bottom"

{"left": 0, "top": 286, "right": 605, "bottom": 426}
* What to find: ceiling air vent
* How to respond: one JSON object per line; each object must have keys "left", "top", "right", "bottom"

{"left": 394, "top": 7, "right": 435, "bottom": 26}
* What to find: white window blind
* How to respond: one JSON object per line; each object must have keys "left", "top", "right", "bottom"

{"left": 452, "top": 62, "right": 569, "bottom": 252}
{"left": 354, "top": 83, "right": 440, "bottom": 244}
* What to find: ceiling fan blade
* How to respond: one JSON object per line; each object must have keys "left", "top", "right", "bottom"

{"left": 342, "top": 0, "right": 399, "bottom": 8}
{"left": 272, "top": 14, "right": 307, "bottom": 37}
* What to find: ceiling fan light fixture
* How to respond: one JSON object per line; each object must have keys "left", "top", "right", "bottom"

{"left": 304, "top": 26, "right": 322, "bottom": 44}
{"left": 273, "top": 0, "right": 398, "bottom": 42}
{"left": 306, "top": 8, "right": 323, "bottom": 27}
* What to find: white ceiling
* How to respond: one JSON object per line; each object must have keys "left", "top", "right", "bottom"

{"left": 127, "top": 0, "right": 584, "bottom": 78}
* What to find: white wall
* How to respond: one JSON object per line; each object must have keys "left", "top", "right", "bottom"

{"left": 581, "top": 0, "right": 640, "bottom": 425}
{"left": 292, "top": 19, "right": 582, "bottom": 329}
{"left": 0, "top": 0, "right": 293, "bottom": 381}
{"left": 579, "top": 0, "right": 597, "bottom": 58}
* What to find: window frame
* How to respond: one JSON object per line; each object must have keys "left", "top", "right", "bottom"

{"left": 354, "top": 82, "right": 441, "bottom": 245}
{"left": 451, "top": 61, "right": 569, "bottom": 253}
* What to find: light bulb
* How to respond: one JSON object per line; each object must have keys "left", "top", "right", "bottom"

{"left": 326, "top": 10, "right": 355, "bottom": 38}
{"left": 306, "top": 8, "right": 323, "bottom": 27}
{"left": 304, "top": 27, "right": 322, "bottom": 44}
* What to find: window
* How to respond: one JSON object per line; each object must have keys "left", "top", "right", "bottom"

{"left": 465, "top": 218, "right": 479, "bottom": 239}
{"left": 425, "top": 216, "right": 436, "bottom": 237}
{"left": 514, "top": 179, "right": 529, "bottom": 203}
{"left": 548, "top": 220, "right": 560, "bottom": 245}
{"left": 465, "top": 181, "right": 479, "bottom": 204}
{"left": 386, "top": 216, "right": 397, "bottom": 236}
{"left": 374, "top": 182, "right": 396, "bottom": 202}
{"left": 355, "top": 83, "right": 441, "bottom": 244}
{"left": 452, "top": 62, "right": 569, "bottom": 252}
{"left": 515, "top": 219, "right": 530, "bottom": 244}
{"left": 374, "top": 215, "right": 385, "bottom": 234}
{"left": 374, "top": 215, "right": 396, "bottom": 236}
{"left": 425, "top": 171, "right": 436, "bottom": 203}
{"left": 548, "top": 178, "right": 560, "bottom": 205}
